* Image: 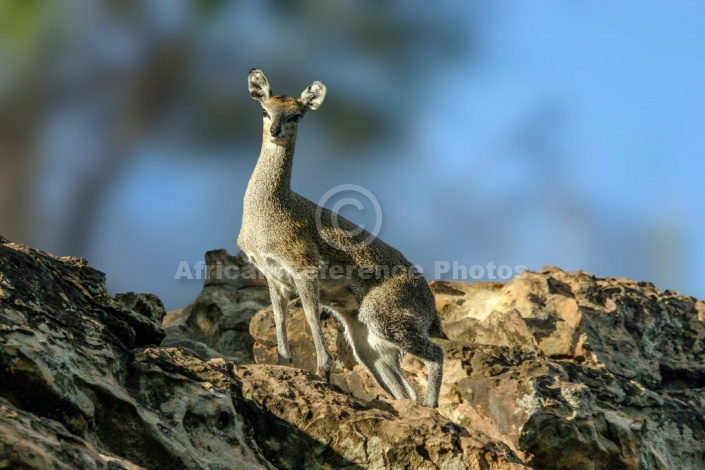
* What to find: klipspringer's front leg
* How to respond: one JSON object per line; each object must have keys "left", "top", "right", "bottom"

{"left": 268, "top": 282, "right": 292, "bottom": 365}
{"left": 293, "top": 271, "right": 331, "bottom": 381}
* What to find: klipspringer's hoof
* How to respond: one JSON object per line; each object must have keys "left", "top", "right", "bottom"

{"left": 316, "top": 366, "right": 331, "bottom": 382}
{"left": 277, "top": 355, "right": 292, "bottom": 366}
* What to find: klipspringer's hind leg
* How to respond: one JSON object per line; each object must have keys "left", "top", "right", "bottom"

{"left": 403, "top": 337, "right": 443, "bottom": 408}
{"left": 375, "top": 349, "right": 417, "bottom": 401}
{"left": 344, "top": 320, "right": 414, "bottom": 400}
{"left": 390, "top": 351, "right": 418, "bottom": 400}
{"left": 369, "top": 335, "right": 416, "bottom": 401}
{"left": 365, "top": 309, "right": 444, "bottom": 407}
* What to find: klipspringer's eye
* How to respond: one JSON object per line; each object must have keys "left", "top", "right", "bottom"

{"left": 262, "top": 110, "right": 269, "bottom": 118}
{"left": 288, "top": 114, "right": 302, "bottom": 123}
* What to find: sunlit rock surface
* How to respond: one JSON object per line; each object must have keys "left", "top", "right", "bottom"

{"left": 1, "top": 240, "right": 526, "bottom": 469}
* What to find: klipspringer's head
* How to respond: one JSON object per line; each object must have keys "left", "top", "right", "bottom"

{"left": 248, "top": 68, "right": 326, "bottom": 145}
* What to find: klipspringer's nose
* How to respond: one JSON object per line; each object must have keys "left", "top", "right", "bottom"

{"left": 269, "top": 124, "right": 282, "bottom": 137}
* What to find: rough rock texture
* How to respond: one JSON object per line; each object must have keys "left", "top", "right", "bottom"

{"left": 3, "top": 237, "right": 704, "bottom": 469}
{"left": 115, "top": 292, "right": 168, "bottom": 325}
{"left": 162, "top": 249, "right": 270, "bottom": 363}
{"left": 250, "top": 263, "right": 705, "bottom": 469}
{"left": 235, "top": 365, "right": 525, "bottom": 469}
{"left": 0, "top": 239, "right": 525, "bottom": 469}
{"left": 435, "top": 268, "right": 705, "bottom": 469}
{"left": 0, "top": 397, "right": 143, "bottom": 470}
{"left": 0, "top": 240, "right": 272, "bottom": 469}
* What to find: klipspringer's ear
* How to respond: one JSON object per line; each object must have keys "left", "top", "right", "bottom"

{"left": 298, "top": 81, "right": 326, "bottom": 111}
{"left": 248, "top": 69, "right": 271, "bottom": 103}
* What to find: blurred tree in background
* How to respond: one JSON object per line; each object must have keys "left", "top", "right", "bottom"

{"left": 0, "top": 0, "right": 468, "bottom": 255}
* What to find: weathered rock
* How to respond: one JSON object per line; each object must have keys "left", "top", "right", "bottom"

{"left": 0, "top": 397, "right": 143, "bottom": 470}
{"left": 115, "top": 292, "right": 168, "bottom": 325}
{"left": 434, "top": 270, "right": 705, "bottom": 469}
{"left": 162, "top": 249, "right": 270, "bottom": 363}
{"left": 4, "top": 235, "right": 705, "bottom": 469}
{"left": 250, "top": 299, "right": 358, "bottom": 375}
{"left": 0, "top": 240, "right": 272, "bottom": 469}
{"left": 126, "top": 348, "right": 275, "bottom": 469}
{"left": 234, "top": 364, "right": 527, "bottom": 469}
{"left": 249, "top": 266, "right": 705, "bottom": 469}
{"left": 1, "top": 240, "right": 526, "bottom": 469}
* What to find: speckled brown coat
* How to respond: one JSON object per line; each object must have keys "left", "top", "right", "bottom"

{"left": 238, "top": 69, "right": 444, "bottom": 407}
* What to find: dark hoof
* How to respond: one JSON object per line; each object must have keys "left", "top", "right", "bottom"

{"left": 316, "top": 366, "right": 331, "bottom": 382}
{"left": 277, "top": 355, "right": 292, "bottom": 366}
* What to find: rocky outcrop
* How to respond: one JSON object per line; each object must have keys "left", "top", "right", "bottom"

{"left": 162, "top": 249, "right": 271, "bottom": 363}
{"left": 0, "top": 397, "right": 142, "bottom": 470}
{"left": 3, "top": 237, "right": 704, "bottom": 469}
{"left": 0, "top": 240, "right": 273, "bottom": 469}
{"left": 433, "top": 268, "right": 705, "bottom": 469}
{"left": 250, "top": 262, "right": 705, "bottom": 469}
{"left": 234, "top": 365, "right": 526, "bottom": 469}
{"left": 0, "top": 239, "right": 525, "bottom": 469}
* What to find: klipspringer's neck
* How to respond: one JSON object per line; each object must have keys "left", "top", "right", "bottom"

{"left": 246, "top": 136, "right": 297, "bottom": 200}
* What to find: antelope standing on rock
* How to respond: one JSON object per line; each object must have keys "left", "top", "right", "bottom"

{"left": 238, "top": 69, "right": 445, "bottom": 407}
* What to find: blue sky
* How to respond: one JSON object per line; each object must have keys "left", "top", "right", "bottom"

{"left": 410, "top": 2, "right": 705, "bottom": 296}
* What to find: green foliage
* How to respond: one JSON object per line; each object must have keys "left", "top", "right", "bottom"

{"left": 0, "top": 0, "right": 46, "bottom": 55}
